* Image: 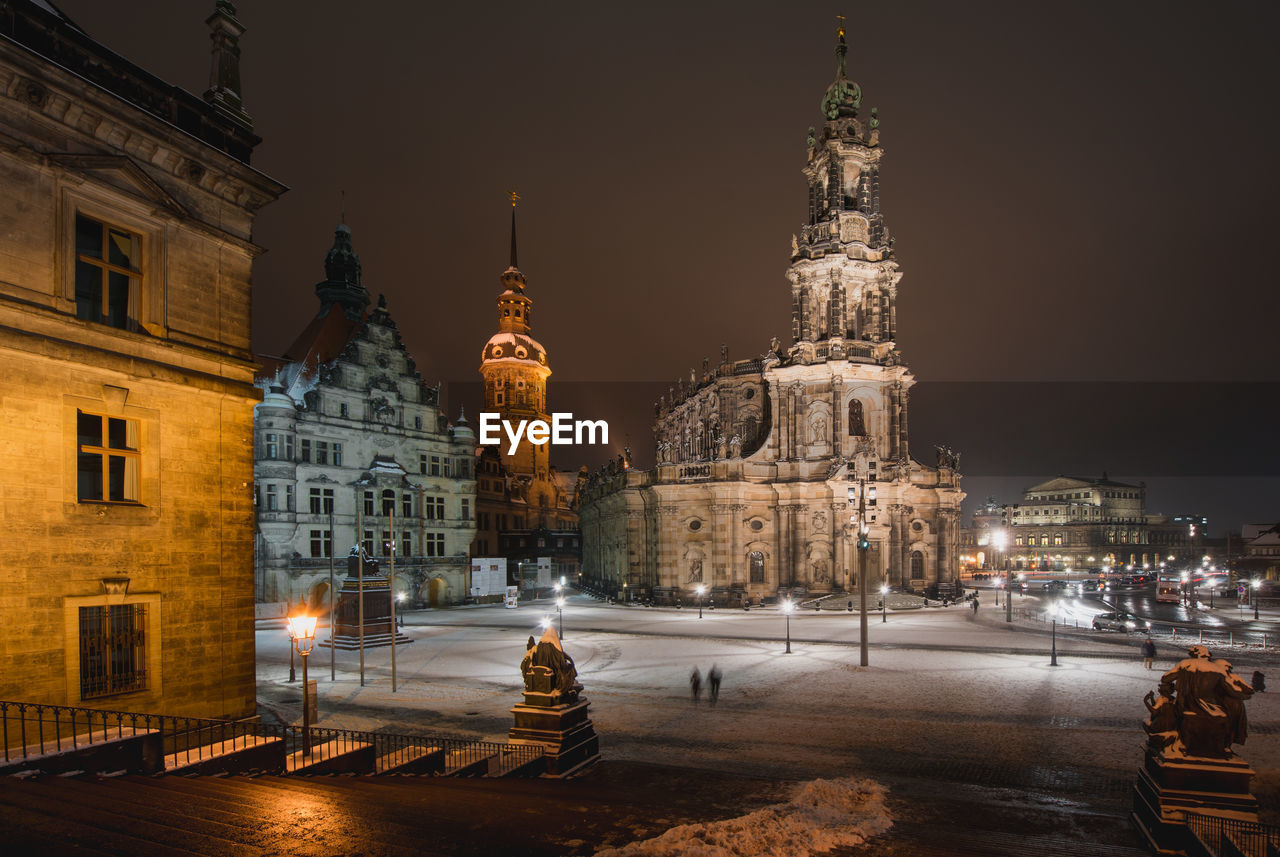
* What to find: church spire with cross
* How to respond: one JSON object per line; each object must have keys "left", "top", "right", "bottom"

{"left": 480, "top": 194, "right": 553, "bottom": 481}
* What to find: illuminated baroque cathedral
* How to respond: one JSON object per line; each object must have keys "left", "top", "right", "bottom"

{"left": 577, "top": 25, "right": 964, "bottom": 604}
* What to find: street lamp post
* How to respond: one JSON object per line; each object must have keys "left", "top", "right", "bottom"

{"left": 1050, "top": 611, "right": 1059, "bottom": 667}
{"left": 1253, "top": 579, "right": 1261, "bottom": 621}
{"left": 286, "top": 612, "right": 318, "bottom": 757}
{"left": 783, "top": 598, "right": 794, "bottom": 654}
{"left": 847, "top": 475, "right": 873, "bottom": 668}
{"left": 880, "top": 584, "right": 888, "bottom": 623}
{"left": 556, "top": 596, "right": 565, "bottom": 640}
{"left": 696, "top": 583, "right": 706, "bottom": 619}
{"left": 992, "top": 531, "right": 1011, "bottom": 623}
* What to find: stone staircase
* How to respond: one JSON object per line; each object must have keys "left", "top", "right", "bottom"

{"left": 0, "top": 700, "right": 543, "bottom": 780}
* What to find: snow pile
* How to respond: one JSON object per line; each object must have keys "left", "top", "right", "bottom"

{"left": 594, "top": 777, "right": 892, "bottom": 857}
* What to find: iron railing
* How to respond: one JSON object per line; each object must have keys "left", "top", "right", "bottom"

{"left": 1185, "top": 811, "right": 1280, "bottom": 857}
{"left": 0, "top": 700, "right": 542, "bottom": 776}
{"left": 1013, "top": 608, "right": 1279, "bottom": 651}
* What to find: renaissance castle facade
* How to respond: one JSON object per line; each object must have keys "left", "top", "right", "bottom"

{"left": 578, "top": 25, "right": 964, "bottom": 605}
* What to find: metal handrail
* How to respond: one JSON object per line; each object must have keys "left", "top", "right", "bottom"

{"left": 0, "top": 700, "right": 542, "bottom": 776}
{"left": 1185, "top": 811, "right": 1280, "bottom": 857}
{"left": 1012, "top": 608, "right": 1278, "bottom": 650}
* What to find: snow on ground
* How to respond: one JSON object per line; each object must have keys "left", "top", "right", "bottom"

{"left": 257, "top": 596, "right": 1280, "bottom": 820}
{"left": 592, "top": 777, "right": 892, "bottom": 857}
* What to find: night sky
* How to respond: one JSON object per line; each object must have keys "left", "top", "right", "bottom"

{"left": 55, "top": 1, "right": 1280, "bottom": 531}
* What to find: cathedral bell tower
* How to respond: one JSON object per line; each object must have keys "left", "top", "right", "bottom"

{"left": 479, "top": 196, "right": 553, "bottom": 484}
{"left": 789, "top": 19, "right": 899, "bottom": 354}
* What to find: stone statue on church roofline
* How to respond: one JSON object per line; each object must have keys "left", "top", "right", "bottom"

{"left": 1144, "top": 645, "right": 1254, "bottom": 759}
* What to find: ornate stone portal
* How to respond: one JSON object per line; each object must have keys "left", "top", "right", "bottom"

{"left": 508, "top": 627, "right": 599, "bottom": 777}
{"left": 1132, "top": 645, "right": 1258, "bottom": 851}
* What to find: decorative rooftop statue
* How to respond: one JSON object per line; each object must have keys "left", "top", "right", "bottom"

{"left": 1144, "top": 644, "right": 1254, "bottom": 759}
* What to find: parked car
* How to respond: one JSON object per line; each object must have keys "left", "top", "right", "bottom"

{"left": 1091, "top": 611, "right": 1150, "bottom": 632}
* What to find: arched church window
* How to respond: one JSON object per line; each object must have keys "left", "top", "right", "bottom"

{"left": 910, "top": 550, "right": 924, "bottom": 578}
{"left": 848, "top": 399, "right": 866, "bottom": 437}
{"left": 749, "top": 551, "right": 765, "bottom": 583}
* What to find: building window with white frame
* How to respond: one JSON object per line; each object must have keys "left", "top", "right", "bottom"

{"left": 426, "top": 496, "right": 445, "bottom": 520}
{"left": 309, "top": 529, "right": 332, "bottom": 558}
{"left": 309, "top": 487, "right": 334, "bottom": 514}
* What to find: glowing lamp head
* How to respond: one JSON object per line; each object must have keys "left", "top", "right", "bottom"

{"left": 696, "top": 584, "right": 706, "bottom": 596}
{"left": 287, "top": 614, "right": 317, "bottom": 640}
{"left": 541, "top": 616, "right": 553, "bottom": 630}
{"left": 879, "top": 585, "right": 888, "bottom": 595}
{"left": 1252, "top": 579, "right": 1262, "bottom": 590}
{"left": 287, "top": 613, "right": 318, "bottom": 655}
{"left": 782, "top": 599, "right": 794, "bottom": 614}
{"left": 556, "top": 597, "right": 565, "bottom": 609}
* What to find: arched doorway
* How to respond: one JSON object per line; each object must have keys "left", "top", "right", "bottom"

{"left": 428, "top": 577, "right": 446, "bottom": 607}
{"left": 308, "top": 580, "right": 331, "bottom": 609}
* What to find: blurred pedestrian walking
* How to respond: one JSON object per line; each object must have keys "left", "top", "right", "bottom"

{"left": 690, "top": 667, "right": 702, "bottom": 704}
{"left": 1141, "top": 636, "right": 1156, "bottom": 670}
{"left": 708, "top": 665, "right": 722, "bottom": 705}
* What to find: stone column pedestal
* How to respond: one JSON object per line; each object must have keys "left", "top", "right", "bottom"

{"left": 1131, "top": 748, "right": 1258, "bottom": 853}
{"left": 509, "top": 685, "right": 599, "bottom": 778}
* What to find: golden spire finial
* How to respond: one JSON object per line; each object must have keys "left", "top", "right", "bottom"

{"left": 508, "top": 190, "right": 521, "bottom": 208}
{"left": 836, "top": 13, "right": 846, "bottom": 38}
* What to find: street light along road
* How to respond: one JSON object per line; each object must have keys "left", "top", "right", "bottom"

{"left": 783, "top": 598, "right": 794, "bottom": 654}
{"left": 286, "top": 611, "right": 318, "bottom": 757}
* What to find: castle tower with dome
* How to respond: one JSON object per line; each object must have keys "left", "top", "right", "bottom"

{"left": 479, "top": 199, "right": 554, "bottom": 496}
{"left": 473, "top": 199, "right": 581, "bottom": 580}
